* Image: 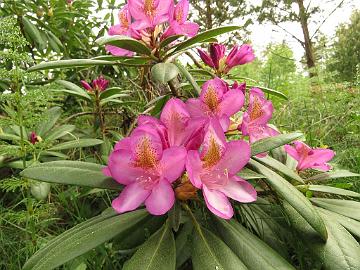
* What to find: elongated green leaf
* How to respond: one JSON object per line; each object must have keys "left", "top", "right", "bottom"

{"left": 40, "top": 151, "right": 69, "bottom": 159}
{"left": 254, "top": 155, "right": 304, "bottom": 184}
{"left": 247, "top": 85, "right": 287, "bottom": 100}
{"left": 175, "top": 61, "right": 201, "bottom": 95}
{"left": 96, "top": 35, "right": 152, "bottom": 56}
{"left": 46, "top": 31, "right": 63, "bottom": 52}
{"left": 151, "top": 63, "right": 179, "bottom": 83}
{"left": 22, "top": 16, "right": 46, "bottom": 50}
{"left": 100, "top": 94, "right": 130, "bottom": 106}
{"left": 175, "top": 221, "right": 193, "bottom": 268}
{"left": 237, "top": 168, "right": 264, "bottom": 179}
{"left": 311, "top": 198, "right": 360, "bottom": 221}
{"left": 123, "top": 222, "right": 175, "bottom": 270}
{"left": 44, "top": 125, "right": 75, "bottom": 141}
{"left": 248, "top": 159, "right": 327, "bottom": 240}
{"left": 283, "top": 202, "right": 360, "bottom": 270}
{"left": 27, "top": 59, "right": 116, "bottom": 72}
{"left": 49, "top": 139, "right": 103, "bottom": 151}
{"left": 192, "top": 226, "right": 247, "bottom": 270}
{"left": 251, "top": 133, "right": 303, "bottom": 156}
{"left": 23, "top": 209, "right": 148, "bottom": 270}
{"left": 159, "top": 35, "right": 183, "bottom": 50}
{"left": 304, "top": 185, "right": 360, "bottom": 197}
{"left": 170, "top": 26, "right": 240, "bottom": 54}
{"left": 20, "top": 161, "right": 120, "bottom": 190}
{"left": 0, "top": 133, "right": 21, "bottom": 141}
{"left": 214, "top": 218, "right": 295, "bottom": 270}
{"left": 306, "top": 170, "right": 360, "bottom": 182}
{"left": 99, "top": 87, "right": 124, "bottom": 99}
{"left": 56, "top": 80, "right": 91, "bottom": 100}
{"left": 36, "top": 107, "right": 62, "bottom": 137}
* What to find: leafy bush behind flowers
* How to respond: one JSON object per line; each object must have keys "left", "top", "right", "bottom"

{"left": 16, "top": 0, "right": 360, "bottom": 269}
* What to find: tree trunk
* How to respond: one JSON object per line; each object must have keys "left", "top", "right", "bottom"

{"left": 296, "top": 0, "right": 316, "bottom": 77}
{"left": 205, "top": 0, "right": 213, "bottom": 30}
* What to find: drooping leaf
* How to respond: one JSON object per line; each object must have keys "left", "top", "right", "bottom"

{"left": 43, "top": 125, "right": 75, "bottom": 141}
{"left": 56, "top": 80, "right": 91, "bottom": 100}
{"left": 175, "top": 61, "right": 201, "bottom": 95}
{"left": 96, "top": 35, "right": 152, "bottom": 56}
{"left": 22, "top": 16, "right": 46, "bottom": 51}
{"left": 192, "top": 226, "right": 247, "bottom": 270}
{"left": 306, "top": 170, "right": 360, "bottom": 182}
{"left": 251, "top": 133, "right": 303, "bottom": 156}
{"left": 246, "top": 85, "right": 287, "bottom": 100}
{"left": 20, "top": 161, "right": 120, "bottom": 190}
{"left": 151, "top": 63, "right": 179, "bottom": 83}
{"left": 303, "top": 185, "right": 360, "bottom": 197}
{"left": 48, "top": 139, "right": 103, "bottom": 151}
{"left": 123, "top": 222, "right": 176, "bottom": 270}
{"left": 254, "top": 155, "right": 304, "bottom": 184}
{"left": 311, "top": 198, "right": 360, "bottom": 221}
{"left": 213, "top": 218, "right": 295, "bottom": 270}
{"left": 36, "top": 107, "right": 62, "bottom": 137}
{"left": 248, "top": 159, "right": 328, "bottom": 240}
{"left": 27, "top": 59, "right": 117, "bottom": 72}
{"left": 23, "top": 209, "right": 148, "bottom": 270}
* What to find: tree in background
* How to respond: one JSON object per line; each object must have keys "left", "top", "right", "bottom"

{"left": 326, "top": 10, "right": 360, "bottom": 83}
{"left": 254, "top": 0, "right": 348, "bottom": 77}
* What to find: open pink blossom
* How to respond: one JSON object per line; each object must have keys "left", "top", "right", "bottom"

{"left": 186, "top": 119, "right": 256, "bottom": 219}
{"left": 105, "top": 5, "right": 136, "bottom": 56}
{"left": 284, "top": 141, "right": 335, "bottom": 171}
{"left": 186, "top": 77, "right": 245, "bottom": 131}
{"left": 128, "top": 0, "right": 172, "bottom": 30}
{"left": 80, "top": 76, "right": 109, "bottom": 92}
{"left": 162, "top": 0, "right": 199, "bottom": 39}
{"left": 198, "top": 43, "right": 255, "bottom": 75}
{"left": 103, "top": 124, "right": 187, "bottom": 215}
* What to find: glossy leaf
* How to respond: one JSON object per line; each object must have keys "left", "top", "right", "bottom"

{"left": 159, "top": 35, "right": 183, "bottom": 50}
{"left": 23, "top": 210, "right": 148, "bottom": 270}
{"left": 248, "top": 159, "right": 328, "bottom": 240}
{"left": 214, "top": 218, "right": 295, "bottom": 270}
{"left": 311, "top": 198, "right": 360, "bottom": 221}
{"left": 251, "top": 133, "right": 303, "bottom": 156}
{"left": 27, "top": 59, "right": 117, "bottom": 72}
{"left": 20, "top": 161, "right": 120, "bottom": 190}
{"left": 96, "top": 35, "right": 152, "bottom": 56}
{"left": 48, "top": 139, "right": 103, "bottom": 151}
{"left": 123, "top": 222, "right": 176, "bottom": 270}
{"left": 44, "top": 125, "right": 75, "bottom": 141}
{"left": 151, "top": 63, "right": 179, "bottom": 83}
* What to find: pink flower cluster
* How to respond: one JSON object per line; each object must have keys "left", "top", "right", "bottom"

{"left": 80, "top": 76, "right": 109, "bottom": 92}
{"left": 106, "top": 0, "right": 199, "bottom": 56}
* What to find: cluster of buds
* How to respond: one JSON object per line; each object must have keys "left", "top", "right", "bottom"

{"left": 80, "top": 76, "right": 109, "bottom": 92}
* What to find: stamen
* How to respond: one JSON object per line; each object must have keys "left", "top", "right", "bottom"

{"left": 175, "top": 8, "right": 183, "bottom": 22}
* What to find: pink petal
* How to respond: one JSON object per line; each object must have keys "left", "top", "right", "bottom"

{"left": 102, "top": 166, "right": 112, "bottom": 177}
{"left": 145, "top": 179, "right": 175, "bottom": 215}
{"left": 186, "top": 150, "right": 203, "bottom": 188}
{"left": 203, "top": 185, "right": 233, "bottom": 219}
{"left": 216, "top": 140, "right": 250, "bottom": 176}
{"left": 114, "top": 137, "right": 132, "bottom": 151}
{"left": 159, "top": 146, "right": 187, "bottom": 183}
{"left": 174, "top": 0, "right": 189, "bottom": 23}
{"left": 210, "top": 43, "right": 226, "bottom": 69}
{"left": 80, "top": 80, "right": 92, "bottom": 91}
{"left": 219, "top": 115, "right": 230, "bottom": 132}
{"left": 310, "top": 149, "right": 335, "bottom": 163}
{"left": 112, "top": 182, "right": 151, "bottom": 213}
{"left": 201, "top": 119, "right": 226, "bottom": 161}
{"left": 184, "top": 118, "right": 205, "bottom": 150}
{"left": 219, "top": 88, "right": 245, "bottom": 117}
{"left": 105, "top": 45, "right": 134, "bottom": 56}
{"left": 220, "top": 176, "right": 257, "bottom": 203}
{"left": 311, "top": 163, "right": 332, "bottom": 171}
{"left": 284, "top": 144, "right": 300, "bottom": 160}
{"left": 200, "top": 77, "right": 227, "bottom": 104}
{"left": 186, "top": 98, "right": 207, "bottom": 118}
{"left": 197, "top": 49, "right": 215, "bottom": 68}
{"left": 180, "top": 22, "right": 199, "bottom": 37}
{"left": 108, "top": 24, "right": 128, "bottom": 35}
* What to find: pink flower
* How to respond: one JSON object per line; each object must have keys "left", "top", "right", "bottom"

{"left": 284, "top": 141, "right": 335, "bottom": 171}
{"left": 240, "top": 88, "right": 278, "bottom": 144}
{"left": 186, "top": 77, "right": 245, "bottom": 131}
{"left": 29, "top": 131, "right": 39, "bottom": 145}
{"left": 198, "top": 43, "right": 255, "bottom": 75}
{"left": 106, "top": 5, "right": 135, "bottom": 56}
{"left": 137, "top": 98, "right": 204, "bottom": 150}
{"left": 128, "top": 0, "right": 172, "bottom": 30}
{"left": 162, "top": 0, "right": 199, "bottom": 39}
{"left": 103, "top": 124, "right": 187, "bottom": 215}
{"left": 80, "top": 76, "right": 109, "bottom": 92}
{"left": 186, "top": 119, "right": 256, "bottom": 219}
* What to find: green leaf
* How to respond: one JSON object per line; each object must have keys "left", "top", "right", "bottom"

{"left": 0, "top": 133, "right": 21, "bottom": 141}
{"left": 43, "top": 125, "right": 75, "bottom": 141}
{"left": 27, "top": 59, "right": 117, "bottom": 72}
{"left": 246, "top": 85, "right": 287, "bottom": 100}
{"left": 192, "top": 226, "right": 247, "bottom": 270}
{"left": 304, "top": 185, "right": 360, "bottom": 197}
{"left": 237, "top": 168, "right": 264, "bottom": 180}
{"left": 23, "top": 209, "right": 148, "bottom": 270}
{"left": 175, "top": 221, "right": 193, "bottom": 268}
{"left": 170, "top": 26, "right": 240, "bottom": 54}
{"left": 99, "top": 87, "right": 125, "bottom": 99}
{"left": 48, "top": 139, "right": 103, "bottom": 151}
{"left": 248, "top": 159, "right": 328, "bottom": 240}
{"left": 96, "top": 35, "right": 152, "bottom": 56}
{"left": 175, "top": 61, "right": 201, "bottom": 95}
{"left": 168, "top": 201, "right": 181, "bottom": 232}
{"left": 305, "top": 170, "right": 360, "bottom": 182}
{"left": 30, "top": 181, "right": 51, "bottom": 200}
{"left": 311, "top": 198, "right": 360, "bottom": 221}
{"left": 251, "top": 133, "right": 303, "bottom": 156}
{"left": 46, "top": 31, "right": 63, "bottom": 52}
{"left": 22, "top": 16, "right": 46, "bottom": 51}
{"left": 151, "top": 63, "right": 179, "bottom": 83}
{"left": 254, "top": 155, "right": 304, "bottom": 184}
{"left": 213, "top": 218, "right": 295, "bottom": 270}
{"left": 36, "top": 107, "right": 62, "bottom": 137}
{"left": 123, "top": 222, "right": 176, "bottom": 270}
{"left": 159, "top": 35, "right": 183, "bottom": 50}
{"left": 100, "top": 94, "right": 130, "bottom": 106}
{"left": 20, "top": 161, "right": 120, "bottom": 190}
{"left": 56, "top": 80, "right": 91, "bottom": 100}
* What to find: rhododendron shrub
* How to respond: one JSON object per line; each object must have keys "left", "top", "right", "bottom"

{"left": 21, "top": 0, "right": 360, "bottom": 269}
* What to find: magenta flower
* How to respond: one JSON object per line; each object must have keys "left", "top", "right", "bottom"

{"left": 284, "top": 141, "right": 335, "bottom": 171}
{"left": 29, "top": 131, "right": 39, "bottom": 145}
{"left": 198, "top": 43, "right": 255, "bottom": 75}
{"left": 240, "top": 88, "right": 278, "bottom": 144}
{"left": 186, "top": 77, "right": 245, "bottom": 131}
{"left": 103, "top": 124, "right": 187, "bottom": 215}
{"left": 162, "top": 0, "right": 199, "bottom": 39}
{"left": 106, "top": 5, "right": 136, "bottom": 56}
{"left": 186, "top": 119, "right": 256, "bottom": 219}
{"left": 80, "top": 76, "right": 109, "bottom": 92}
{"left": 128, "top": 0, "right": 172, "bottom": 30}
